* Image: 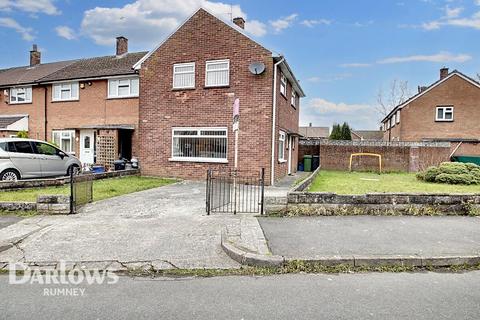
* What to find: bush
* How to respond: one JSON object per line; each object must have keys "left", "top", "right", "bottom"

{"left": 417, "top": 162, "right": 480, "bottom": 185}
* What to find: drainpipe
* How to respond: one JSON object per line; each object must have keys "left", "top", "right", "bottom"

{"left": 44, "top": 85, "right": 48, "bottom": 141}
{"left": 271, "top": 56, "right": 284, "bottom": 186}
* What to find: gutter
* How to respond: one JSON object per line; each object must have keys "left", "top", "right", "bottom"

{"left": 271, "top": 56, "right": 285, "bottom": 186}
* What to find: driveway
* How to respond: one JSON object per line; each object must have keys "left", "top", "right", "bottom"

{"left": 0, "top": 181, "right": 242, "bottom": 269}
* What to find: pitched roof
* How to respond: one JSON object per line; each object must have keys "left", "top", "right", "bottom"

{"left": 299, "top": 126, "right": 330, "bottom": 138}
{"left": 381, "top": 70, "right": 480, "bottom": 123}
{"left": 0, "top": 60, "right": 76, "bottom": 87}
{"left": 351, "top": 130, "right": 384, "bottom": 141}
{"left": 0, "top": 115, "right": 27, "bottom": 129}
{"left": 40, "top": 52, "right": 147, "bottom": 82}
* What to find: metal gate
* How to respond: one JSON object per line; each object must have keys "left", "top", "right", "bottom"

{"left": 206, "top": 168, "right": 265, "bottom": 215}
{"left": 70, "top": 170, "right": 93, "bottom": 214}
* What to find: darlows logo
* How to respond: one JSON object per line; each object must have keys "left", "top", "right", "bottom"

{"left": 9, "top": 261, "right": 119, "bottom": 296}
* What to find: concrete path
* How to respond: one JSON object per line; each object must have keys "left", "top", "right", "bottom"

{"left": 2, "top": 272, "right": 480, "bottom": 319}
{"left": 0, "top": 181, "right": 258, "bottom": 269}
{"left": 0, "top": 216, "right": 22, "bottom": 230}
{"left": 259, "top": 216, "right": 480, "bottom": 259}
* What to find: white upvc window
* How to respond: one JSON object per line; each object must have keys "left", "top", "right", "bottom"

{"left": 391, "top": 114, "right": 396, "bottom": 127}
{"left": 52, "top": 82, "right": 79, "bottom": 101}
{"left": 10, "top": 87, "right": 32, "bottom": 104}
{"left": 52, "top": 130, "right": 75, "bottom": 154}
{"left": 396, "top": 110, "right": 400, "bottom": 124}
{"left": 171, "top": 127, "right": 228, "bottom": 163}
{"left": 108, "top": 77, "right": 139, "bottom": 98}
{"left": 278, "top": 131, "right": 286, "bottom": 162}
{"left": 205, "top": 59, "right": 230, "bottom": 87}
{"left": 436, "top": 106, "right": 454, "bottom": 122}
{"left": 291, "top": 90, "right": 297, "bottom": 107}
{"left": 386, "top": 119, "right": 391, "bottom": 130}
{"left": 280, "top": 73, "right": 287, "bottom": 96}
{"left": 173, "top": 62, "right": 195, "bottom": 89}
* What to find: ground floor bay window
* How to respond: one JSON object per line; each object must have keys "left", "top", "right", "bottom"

{"left": 171, "top": 127, "right": 228, "bottom": 163}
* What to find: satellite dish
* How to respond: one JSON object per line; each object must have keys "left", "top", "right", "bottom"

{"left": 249, "top": 62, "right": 266, "bottom": 75}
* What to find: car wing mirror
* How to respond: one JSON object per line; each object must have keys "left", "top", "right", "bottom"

{"left": 58, "top": 152, "right": 66, "bottom": 159}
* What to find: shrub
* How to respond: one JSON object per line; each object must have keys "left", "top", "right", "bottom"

{"left": 417, "top": 162, "right": 480, "bottom": 185}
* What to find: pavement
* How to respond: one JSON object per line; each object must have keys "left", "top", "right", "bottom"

{"left": 0, "top": 216, "right": 22, "bottom": 230}
{"left": 0, "top": 181, "right": 268, "bottom": 270}
{"left": 259, "top": 216, "right": 480, "bottom": 261}
{"left": 1, "top": 272, "right": 480, "bottom": 319}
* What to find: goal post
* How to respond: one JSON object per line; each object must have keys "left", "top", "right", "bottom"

{"left": 349, "top": 153, "right": 382, "bottom": 173}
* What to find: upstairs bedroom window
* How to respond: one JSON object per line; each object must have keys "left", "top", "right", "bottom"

{"left": 171, "top": 127, "right": 228, "bottom": 163}
{"left": 280, "top": 73, "right": 287, "bottom": 97}
{"left": 436, "top": 106, "right": 454, "bottom": 122}
{"left": 10, "top": 87, "right": 32, "bottom": 104}
{"left": 205, "top": 60, "right": 230, "bottom": 87}
{"left": 173, "top": 62, "right": 195, "bottom": 89}
{"left": 108, "top": 77, "right": 139, "bottom": 98}
{"left": 291, "top": 90, "right": 297, "bottom": 108}
{"left": 52, "top": 82, "right": 79, "bottom": 101}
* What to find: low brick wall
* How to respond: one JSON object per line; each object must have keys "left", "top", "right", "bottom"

{"left": 0, "top": 202, "right": 36, "bottom": 211}
{"left": 0, "top": 169, "right": 140, "bottom": 190}
{"left": 299, "top": 139, "right": 451, "bottom": 172}
{"left": 36, "top": 195, "right": 70, "bottom": 215}
{"left": 285, "top": 192, "right": 480, "bottom": 215}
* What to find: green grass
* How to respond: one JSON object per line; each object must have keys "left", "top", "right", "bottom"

{"left": 308, "top": 170, "right": 480, "bottom": 194}
{"left": 0, "top": 176, "right": 177, "bottom": 203}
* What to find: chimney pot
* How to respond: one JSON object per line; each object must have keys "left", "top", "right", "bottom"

{"left": 440, "top": 67, "right": 449, "bottom": 80}
{"left": 30, "top": 44, "right": 41, "bottom": 66}
{"left": 233, "top": 17, "right": 245, "bottom": 29}
{"left": 116, "top": 36, "right": 128, "bottom": 56}
{"left": 309, "top": 123, "right": 312, "bottom": 127}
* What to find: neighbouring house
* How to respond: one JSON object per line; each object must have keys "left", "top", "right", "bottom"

{"left": 135, "top": 8, "right": 305, "bottom": 184}
{"left": 0, "top": 39, "right": 146, "bottom": 167}
{"left": 351, "top": 130, "right": 384, "bottom": 141}
{"left": 299, "top": 124, "right": 329, "bottom": 139}
{"left": 382, "top": 68, "right": 480, "bottom": 156}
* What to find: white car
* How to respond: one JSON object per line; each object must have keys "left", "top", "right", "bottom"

{"left": 0, "top": 138, "right": 81, "bottom": 181}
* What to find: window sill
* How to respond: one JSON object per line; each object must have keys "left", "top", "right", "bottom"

{"left": 51, "top": 99, "right": 79, "bottom": 103}
{"left": 106, "top": 96, "right": 139, "bottom": 100}
{"left": 435, "top": 119, "right": 454, "bottom": 122}
{"left": 8, "top": 101, "right": 32, "bottom": 105}
{"left": 204, "top": 85, "right": 230, "bottom": 89}
{"left": 278, "top": 159, "right": 287, "bottom": 164}
{"left": 169, "top": 157, "right": 228, "bottom": 164}
{"left": 172, "top": 87, "right": 196, "bottom": 91}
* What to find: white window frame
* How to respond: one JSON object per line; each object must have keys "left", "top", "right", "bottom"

{"left": 436, "top": 106, "right": 454, "bottom": 122}
{"left": 291, "top": 90, "right": 297, "bottom": 107}
{"left": 278, "top": 130, "right": 286, "bottom": 162}
{"left": 52, "top": 82, "right": 79, "bottom": 102}
{"left": 107, "top": 77, "right": 139, "bottom": 99}
{"left": 205, "top": 59, "right": 230, "bottom": 87}
{"left": 280, "top": 73, "right": 287, "bottom": 97}
{"left": 9, "top": 86, "right": 32, "bottom": 104}
{"left": 396, "top": 110, "right": 400, "bottom": 124}
{"left": 170, "top": 127, "right": 228, "bottom": 163}
{"left": 173, "top": 62, "right": 195, "bottom": 89}
{"left": 52, "top": 130, "right": 75, "bottom": 154}
{"left": 391, "top": 114, "right": 396, "bottom": 127}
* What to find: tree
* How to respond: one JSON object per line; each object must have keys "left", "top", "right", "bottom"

{"left": 341, "top": 122, "right": 352, "bottom": 140}
{"left": 376, "top": 79, "right": 412, "bottom": 118}
{"left": 477, "top": 73, "right": 480, "bottom": 82}
{"left": 329, "top": 124, "right": 342, "bottom": 140}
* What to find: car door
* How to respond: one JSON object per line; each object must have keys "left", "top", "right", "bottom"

{"left": 33, "top": 142, "right": 68, "bottom": 177}
{"left": 7, "top": 141, "right": 42, "bottom": 178}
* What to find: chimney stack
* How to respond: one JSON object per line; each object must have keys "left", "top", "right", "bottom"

{"left": 418, "top": 86, "right": 428, "bottom": 93}
{"left": 440, "top": 67, "right": 449, "bottom": 80}
{"left": 116, "top": 36, "right": 128, "bottom": 56}
{"left": 233, "top": 17, "right": 245, "bottom": 29}
{"left": 30, "top": 44, "right": 41, "bottom": 66}
{"left": 309, "top": 123, "right": 312, "bottom": 127}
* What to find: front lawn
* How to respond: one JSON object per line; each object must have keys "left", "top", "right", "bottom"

{"left": 0, "top": 176, "right": 177, "bottom": 203}
{"left": 308, "top": 170, "right": 480, "bottom": 194}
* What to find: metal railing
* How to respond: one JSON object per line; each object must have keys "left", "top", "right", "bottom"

{"left": 69, "top": 170, "right": 93, "bottom": 214}
{"left": 206, "top": 168, "right": 265, "bottom": 215}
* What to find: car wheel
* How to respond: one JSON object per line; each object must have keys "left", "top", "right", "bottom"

{"left": 0, "top": 169, "right": 20, "bottom": 182}
{"left": 67, "top": 165, "right": 80, "bottom": 176}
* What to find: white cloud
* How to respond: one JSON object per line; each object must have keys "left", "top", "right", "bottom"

{"left": 0, "top": 0, "right": 59, "bottom": 15}
{"left": 80, "top": 1, "right": 267, "bottom": 46}
{"left": 444, "top": 6, "right": 463, "bottom": 19}
{"left": 300, "top": 98, "right": 379, "bottom": 129}
{"left": 421, "top": 21, "right": 441, "bottom": 30}
{"left": 307, "top": 73, "right": 352, "bottom": 83}
{"left": 340, "top": 63, "right": 372, "bottom": 68}
{"left": 378, "top": 52, "right": 472, "bottom": 64}
{"left": 269, "top": 13, "right": 298, "bottom": 33}
{"left": 55, "top": 25, "right": 76, "bottom": 40}
{"left": 0, "top": 17, "right": 34, "bottom": 41}
{"left": 301, "top": 19, "right": 331, "bottom": 28}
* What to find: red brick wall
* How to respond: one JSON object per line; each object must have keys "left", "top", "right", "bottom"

{"left": 138, "top": 9, "right": 277, "bottom": 183}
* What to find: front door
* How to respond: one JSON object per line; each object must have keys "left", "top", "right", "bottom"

{"left": 80, "top": 130, "right": 95, "bottom": 165}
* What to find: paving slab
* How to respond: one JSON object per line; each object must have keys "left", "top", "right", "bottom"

{"left": 259, "top": 216, "right": 480, "bottom": 259}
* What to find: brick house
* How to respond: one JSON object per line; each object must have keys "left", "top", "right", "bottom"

{"left": 135, "top": 9, "right": 305, "bottom": 184}
{"left": 0, "top": 40, "right": 146, "bottom": 167}
{"left": 382, "top": 68, "right": 480, "bottom": 156}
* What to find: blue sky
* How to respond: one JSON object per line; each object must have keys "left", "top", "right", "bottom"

{"left": 1, "top": 0, "right": 480, "bottom": 130}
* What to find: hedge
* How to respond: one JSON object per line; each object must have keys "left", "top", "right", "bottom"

{"left": 417, "top": 162, "right": 480, "bottom": 185}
